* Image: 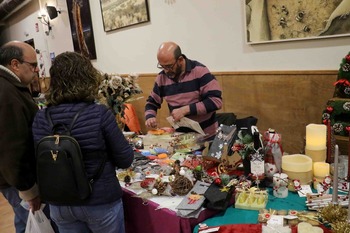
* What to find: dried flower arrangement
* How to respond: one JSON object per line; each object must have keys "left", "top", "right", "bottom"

{"left": 98, "top": 73, "right": 143, "bottom": 117}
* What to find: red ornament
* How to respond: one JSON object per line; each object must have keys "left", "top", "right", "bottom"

{"left": 326, "top": 106, "right": 334, "bottom": 113}
{"left": 214, "top": 178, "right": 222, "bottom": 186}
{"left": 323, "top": 119, "right": 328, "bottom": 125}
{"left": 346, "top": 54, "right": 350, "bottom": 62}
{"left": 346, "top": 126, "right": 350, "bottom": 132}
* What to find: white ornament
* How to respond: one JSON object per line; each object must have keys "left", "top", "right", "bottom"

{"left": 179, "top": 169, "right": 186, "bottom": 176}
{"left": 151, "top": 188, "right": 158, "bottom": 195}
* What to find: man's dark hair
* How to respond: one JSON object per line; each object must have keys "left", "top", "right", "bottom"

{"left": 0, "top": 44, "right": 23, "bottom": 66}
{"left": 174, "top": 46, "right": 182, "bottom": 59}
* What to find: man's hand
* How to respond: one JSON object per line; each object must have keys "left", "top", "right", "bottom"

{"left": 171, "top": 106, "right": 190, "bottom": 121}
{"left": 145, "top": 117, "right": 158, "bottom": 128}
{"left": 27, "top": 196, "right": 41, "bottom": 212}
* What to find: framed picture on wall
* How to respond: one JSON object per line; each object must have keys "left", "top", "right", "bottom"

{"left": 245, "top": 0, "right": 350, "bottom": 44}
{"left": 66, "top": 0, "right": 97, "bottom": 59}
{"left": 100, "top": 0, "right": 150, "bottom": 32}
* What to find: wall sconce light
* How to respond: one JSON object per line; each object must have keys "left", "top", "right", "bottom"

{"left": 46, "top": 5, "right": 61, "bottom": 20}
{"left": 37, "top": 5, "right": 61, "bottom": 36}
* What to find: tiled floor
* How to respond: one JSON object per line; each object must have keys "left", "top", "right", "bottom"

{"left": 0, "top": 193, "right": 15, "bottom": 233}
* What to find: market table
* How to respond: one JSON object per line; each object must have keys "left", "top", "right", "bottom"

{"left": 122, "top": 187, "right": 220, "bottom": 233}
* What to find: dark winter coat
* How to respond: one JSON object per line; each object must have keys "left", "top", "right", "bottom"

{"left": 32, "top": 102, "right": 134, "bottom": 205}
{"left": 0, "top": 68, "right": 39, "bottom": 200}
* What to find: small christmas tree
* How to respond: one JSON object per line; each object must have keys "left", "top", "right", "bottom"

{"left": 334, "top": 52, "right": 350, "bottom": 98}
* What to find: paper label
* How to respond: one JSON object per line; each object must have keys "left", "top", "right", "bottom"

{"left": 298, "top": 185, "right": 313, "bottom": 197}
{"left": 251, "top": 160, "right": 265, "bottom": 175}
{"left": 267, "top": 215, "right": 284, "bottom": 226}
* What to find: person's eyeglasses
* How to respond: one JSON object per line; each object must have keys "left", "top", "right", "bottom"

{"left": 20, "top": 60, "right": 38, "bottom": 69}
{"left": 157, "top": 57, "right": 179, "bottom": 70}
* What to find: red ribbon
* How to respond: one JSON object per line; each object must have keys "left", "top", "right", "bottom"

{"left": 334, "top": 79, "right": 350, "bottom": 86}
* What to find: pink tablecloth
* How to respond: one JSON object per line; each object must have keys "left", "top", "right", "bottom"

{"left": 122, "top": 188, "right": 219, "bottom": 233}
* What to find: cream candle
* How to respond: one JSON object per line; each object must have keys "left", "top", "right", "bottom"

{"left": 282, "top": 154, "right": 313, "bottom": 191}
{"left": 305, "top": 124, "right": 327, "bottom": 150}
{"left": 313, "top": 162, "right": 330, "bottom": 177}
{"left": 313, "top": 162, "right": 330, "bottom": 189}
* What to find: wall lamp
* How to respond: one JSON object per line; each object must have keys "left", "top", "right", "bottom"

{"left": 38, "top": 5, "right": 61, "bottom": 36}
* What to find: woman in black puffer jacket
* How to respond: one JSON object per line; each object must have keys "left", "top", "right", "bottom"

{"left": 32, "top": 51, "right": 134, "bottom": 233}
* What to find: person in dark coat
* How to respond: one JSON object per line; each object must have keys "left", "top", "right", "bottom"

{"left": 0, "top": 41, "right": 42, "bottom": 233}
{"left": 32, "top": 51, "right": 134, "bottom": 233}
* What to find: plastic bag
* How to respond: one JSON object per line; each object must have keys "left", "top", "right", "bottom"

{"left": 25, "top": 209, "right": 55, "bottom": 233}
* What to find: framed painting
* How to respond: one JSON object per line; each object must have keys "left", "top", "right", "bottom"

{"left": 100, "top": 0, "right": 150, "bottom": 32}
{"left": 66, "top": 0, "right": 97, "bottom": 59}
{"left": 245, "top": 0, "right": 350, "bottom": 44}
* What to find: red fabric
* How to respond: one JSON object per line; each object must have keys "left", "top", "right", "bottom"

{"left": 199, "top": 224, "right": 262, "bottom": 233}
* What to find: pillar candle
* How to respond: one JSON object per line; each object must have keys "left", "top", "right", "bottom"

{"left": 305, "top": 124, "right": 327, "bottom": 150}
{"left": 332, "top": 145, "right": 339, "bottom": 204}
{"left": 313, "top": 162, "right": 330, "bottom": 177}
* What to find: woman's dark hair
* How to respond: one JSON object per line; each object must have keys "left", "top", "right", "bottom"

{"left": 46, "top": 52, "right": 102, "bottom": 105}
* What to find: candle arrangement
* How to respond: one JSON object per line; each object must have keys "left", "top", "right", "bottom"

{"left": 305, "top": 124, "right": 327, "bottom": 163}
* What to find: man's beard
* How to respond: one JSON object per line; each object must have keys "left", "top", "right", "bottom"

{"left": 166, "top": 65, "right": 182, "bottom": 82}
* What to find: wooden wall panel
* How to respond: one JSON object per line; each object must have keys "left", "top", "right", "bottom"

{"left": 132, "top": 71, "right": 337, "bottom": 154}
{"left": 40, "top": 70, "right": 338, "bottom": 154}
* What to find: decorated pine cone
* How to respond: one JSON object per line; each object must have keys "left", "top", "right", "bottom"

{"left": 170, "top": 175, "right": 193, "bottom": 195}
{"left": 334, "top": 52, "right": 350, "bottom": 97}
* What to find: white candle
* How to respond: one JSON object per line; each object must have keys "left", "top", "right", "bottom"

{"left": 332, "top": 145, "right": 339, "bottom": 204}
{"left": 273, "top": 173, "right": 289, "bottom": 198}
{"left": 313, "top": 162, "right": 330, "bottom": 177}
{"left": 305, "top": 124, "right": 327, "bottom": 150}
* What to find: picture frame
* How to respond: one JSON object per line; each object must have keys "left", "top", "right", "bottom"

{"left": 244, "top": 0, "right": 350, "bottom": 44}
{"left": 66, "top": 0, "right": 97, "bottom": 59}
{"left": 100, "top": 0, "right": 150, "bottom": 32}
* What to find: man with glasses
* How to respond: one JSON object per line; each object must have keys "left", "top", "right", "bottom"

{"left": 145, "top": 41, "right": 222, "bottom": 140}
{"left": 0, "top": 41, "right": 41, "bottom": 233}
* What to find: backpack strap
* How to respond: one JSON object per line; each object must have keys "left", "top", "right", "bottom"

{"left": 45, "top": 105, "right": 87, "bottom": 135}
{"left": 86, "top": 152, "right": 107, "bottom": 184}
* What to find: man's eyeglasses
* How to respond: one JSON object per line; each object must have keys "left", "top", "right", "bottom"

{"left": 20, "top": 60, "right": 38, "bottom": 69}
{"left": 157, "top": 57, "right": 179, "bottom": 70}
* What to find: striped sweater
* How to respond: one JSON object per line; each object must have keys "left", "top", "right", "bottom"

{"left": 145, "top": 57, "right": 222, "bottom": 139}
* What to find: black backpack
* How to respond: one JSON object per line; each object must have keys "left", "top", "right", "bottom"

{"left": 35, "top": 106, "right": 106, "bottom": 205}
